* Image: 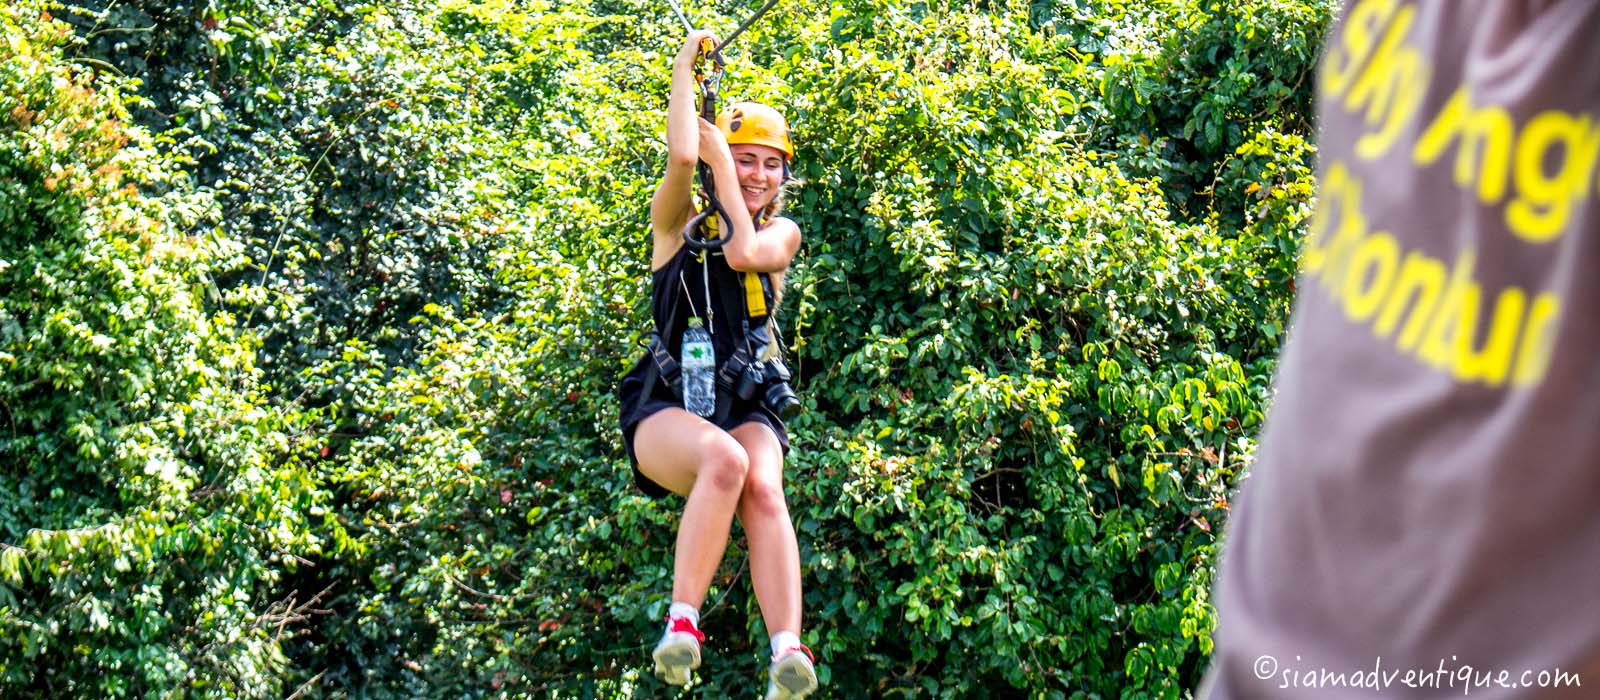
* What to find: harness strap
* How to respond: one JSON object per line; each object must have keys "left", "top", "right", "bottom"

{"left": 630, "top": 250, "right": 689, "bottom": 421}
{"left": 636, "top": 223, "right": 779, "bottom": 423}
{"left": 701, "top": 208, "right": 774, "bottom": 318}
{"left": 647, "top": 332, "right": 681, "bottom": 393}
{"left": 707, "top": 249, "right": 777, "bottom": 425}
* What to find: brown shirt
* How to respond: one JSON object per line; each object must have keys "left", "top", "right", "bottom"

{"left": 1202, "top": 1, "right": 1600, "bottom": 698}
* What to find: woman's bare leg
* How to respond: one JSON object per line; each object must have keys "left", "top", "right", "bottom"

{"left": 730, "top": 422, "right": 801, "bottom": 636}
{"left": 633, "top": 408, "right": 750, "bottom": 608}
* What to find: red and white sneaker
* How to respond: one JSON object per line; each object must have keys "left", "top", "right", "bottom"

{"left": 652, "top": 616, "right": 705, "bottom": 686}
{"left": 765, "top": 644, "right": 818, "bottom": 700}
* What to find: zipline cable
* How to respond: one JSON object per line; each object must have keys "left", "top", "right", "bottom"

{"left": 709, "top": 0, "right": 780, "bottom": 65}
{"left": 665, "top": 0, "right": 693, "bottom": 31}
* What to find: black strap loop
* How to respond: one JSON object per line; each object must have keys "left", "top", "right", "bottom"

{"left": 682, "top": 198, "right": 730, "bottom": 251}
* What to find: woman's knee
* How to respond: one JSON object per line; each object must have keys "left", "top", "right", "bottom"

{"left": 700, "top": 439, "right": 750, "bottom": 493}
{"left": 739, "top": 475, "right": 789, "bottom": 521}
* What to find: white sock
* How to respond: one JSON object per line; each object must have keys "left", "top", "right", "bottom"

{"left": 770, "top": 630, "right": 801, "bottom": 657}
{"left": 667, "top": 601, "right": 700, "bottom": 628}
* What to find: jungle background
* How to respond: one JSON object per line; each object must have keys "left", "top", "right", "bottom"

{"left": 0, "top": 0, "right": 1333, "bottom": 697}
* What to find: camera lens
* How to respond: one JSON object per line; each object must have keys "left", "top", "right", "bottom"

{"left": 764, "top": 381, "right": 801, "bottom": 418}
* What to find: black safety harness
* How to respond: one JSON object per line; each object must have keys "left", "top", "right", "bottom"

{"left": 635, "top": 219, "right": 782, "bottom": 425}
{"left": 673, "top": 0, "right": 782, "bottom": 252}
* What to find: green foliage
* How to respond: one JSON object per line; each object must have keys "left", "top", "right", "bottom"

{"left": 0, "top": 2, "right": 324, "bottom": 696}
{"left": 1076, "top": 0, "right": 1333, "bottom": 218}
{"left": 0, "top": 0, "right": 1331, "bottom": 697}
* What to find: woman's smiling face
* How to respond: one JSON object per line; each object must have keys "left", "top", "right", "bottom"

{"left": 730, "top": 143, "right": 786, "bottom": 216}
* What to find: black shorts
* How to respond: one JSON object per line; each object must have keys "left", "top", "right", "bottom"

{"left": 617, "top": 358, "right": 791, "bottom": 499}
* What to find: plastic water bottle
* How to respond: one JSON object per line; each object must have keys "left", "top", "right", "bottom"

{"left": 681, "top": 318, "right": 716, "bottom": 417}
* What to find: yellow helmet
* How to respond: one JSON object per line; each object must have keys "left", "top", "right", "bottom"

{"left": 717, "top": 102, "right": 793, "bottom": 161}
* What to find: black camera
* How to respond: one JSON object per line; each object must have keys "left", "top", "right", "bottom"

{"left": 760, "top": 358, "right": 799, "bottom": 417}
{"left": 727, "top": 322, "right": 802, "bottom": 419}
{"left": 735, "top": 357, "right": 800, "bottom": 418}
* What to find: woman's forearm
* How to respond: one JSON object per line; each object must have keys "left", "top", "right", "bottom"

{"left": 666, "top": 40, "right": 705, "bottom": 166}
{"left": 709, "top": 161, "right": 757, "bottom": 257}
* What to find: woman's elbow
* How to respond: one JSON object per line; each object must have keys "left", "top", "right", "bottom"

{"left": 723, "top": 250, "right": 784, "bottom": 273}
{"left": 722, "top": 249, "right": 749, "bottom": 271}
{"left": 722, "top": 248, "right": 759, "bottom": 272}
{"left": 668, "top": 151, "right": 698, "bottom": 170}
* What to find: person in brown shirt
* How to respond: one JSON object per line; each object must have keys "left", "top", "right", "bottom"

{"left": 1201, "top": 2, "right": 1600, "bottom": 698}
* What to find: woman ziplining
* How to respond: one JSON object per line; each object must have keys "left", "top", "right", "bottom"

{"left": 614, "top": 11, "right": 818, "bottom": 700}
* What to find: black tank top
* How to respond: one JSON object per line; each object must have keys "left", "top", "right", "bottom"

{"left": 650, "top": 242, "right": 763, "bottom": 373}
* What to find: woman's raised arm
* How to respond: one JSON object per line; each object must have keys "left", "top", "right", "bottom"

{"left": 651, "top": 30, "right": 716, "bottom": 248}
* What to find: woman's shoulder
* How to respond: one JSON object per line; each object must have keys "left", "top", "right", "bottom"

{"left": 764, "top": 215, "right": 801, "bottom": 235}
